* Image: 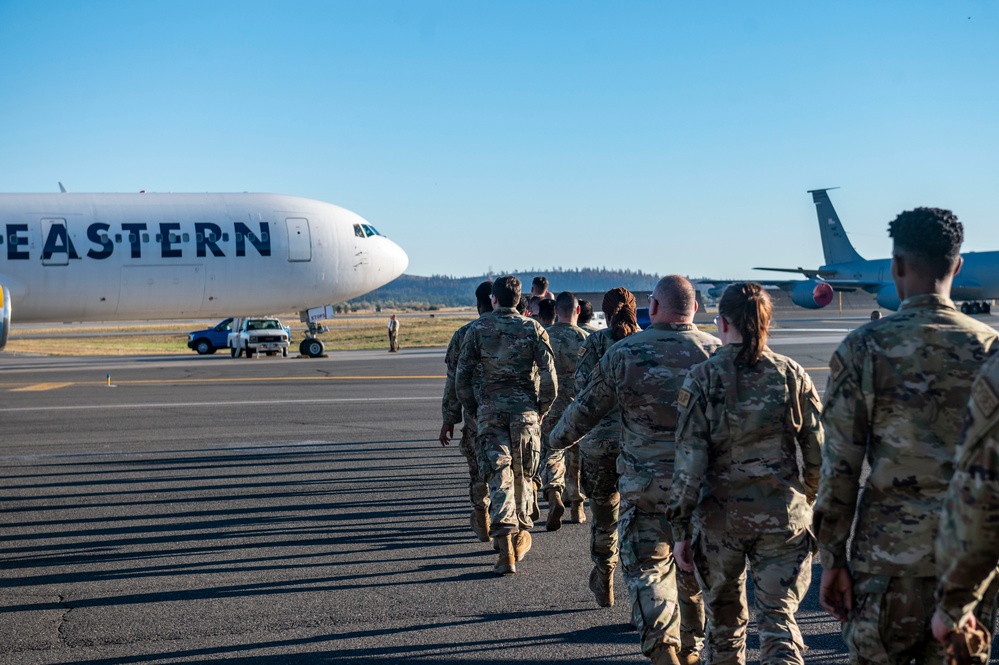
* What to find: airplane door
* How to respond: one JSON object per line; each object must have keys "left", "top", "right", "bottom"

{"left": 41, "top": 218, "right": 70, "bottom": 266}
{"left": 286, "top": 218, "right": 312, "bottom": 262}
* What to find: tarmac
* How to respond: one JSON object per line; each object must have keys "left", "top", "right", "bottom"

{"left": 1, "top": 309, "right": 996, "bottom": 663}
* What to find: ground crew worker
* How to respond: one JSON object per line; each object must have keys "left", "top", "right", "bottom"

{"left": 813, "top": 207, "right": 999, "bottom": 664}
{"left": 669, "top": 283, "right": 823, "bottom": 665}
{"left": 572, "top": 287, "right": 641, "bottom": 605}
{"left": 550, "top": 275, "right": 720, "bottom": 665}
{"left": 439, "top": 280, "right": 494, "bottom": 542}
{"left": 932, "top": 351, "right": 999, "bottom": 662}
{"left": 387, "top": 314, "right": 400, "bottom": 352}
{"left": 538, "top": 291, "right": 589, "bottom": 531}
{"left": 456, "top": 275, "right": 557, "bottom": 575}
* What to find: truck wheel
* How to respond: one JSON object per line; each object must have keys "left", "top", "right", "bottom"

{"left": 195, "top": 339, "right": 213, "bottom": 355}
{"left": 282, "top": 347, "right": 288, "bottom": 357}
{"left": 245, "top": 343, "right": 254, "bottom": 358}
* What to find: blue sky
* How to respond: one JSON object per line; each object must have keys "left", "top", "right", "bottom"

{"left": 1, "top": 1, "right": 997, "bottom": 280}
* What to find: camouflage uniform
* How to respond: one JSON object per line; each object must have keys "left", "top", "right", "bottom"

{"left": 813, "top": 294, "right": 999, "bottom": 665}
{"left": 539, "top": 322, "right": 590, "bottom": 499}
{"left": 668, "top": 345, "right": 823, "bottom": 665}
{"left": 551, "top": 322, "right": 721, "bottom": 658}
{"left": 935, "top": 352, "right": 999, "bottom": 657}
{"left": 456, "top": 306, "right": 557, "bottom": 537}
{"left": 574, "top": 328, "right": 625, "bottom": 577}
{"left": 442, "top": 316, "right": 490, "bottom": 514}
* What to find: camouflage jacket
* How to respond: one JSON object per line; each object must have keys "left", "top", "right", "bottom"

{"left": 814, "top": 294, "right": 999, "bottom": 575}
{"left": 549, "top": 323, "right": 721, "bottom": 479}
{"left": 442, "top": 315, "right": 488, "bottom": 425}
{"left": 573, "top": 328, "right": 622, "bottom": 442}
{"left": 456, "top": 307, "right": 557, "bottom": 417}
{"left": 546, "top": 322, "right": 589, "bottom": 419}
{"left": 667, "top": 345, "right": 823, "bottom": 540}
{"left": 935, "top": 352, "right": 999, "bottom": 624}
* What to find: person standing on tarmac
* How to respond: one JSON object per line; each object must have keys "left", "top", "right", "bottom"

{"left": 439, "top": 281, "right": 494, "bottom": 543}
{"left": 550, "top": 275, "right": 720, "bottom": 665}
{"left": 669, "top": 282, "right": 823, "bottom": 665}
{"left": 387, "top": 314, "right": 400, "bottom": 352}
{"left": 456, "top": 276, "right": 557, "bottom": 575}
{"left": 813, "top": 207, "right": 999, "bottom": 664}
{"left": 538, "top": 291, "right": 589, "bottom": 532}
{"left": 570, "top": 287, "right": 641, "bottom": 604}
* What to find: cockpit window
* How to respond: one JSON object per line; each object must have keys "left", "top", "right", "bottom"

{"left": 362, "top": 224, "right": 381, "bottom": 237}
{"left": 354, "top": 224, "right": 365, "bottom": 238}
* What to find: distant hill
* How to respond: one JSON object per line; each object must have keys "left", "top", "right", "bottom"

{"left": 344, "top": 268, "right": 666, "bottom": 310}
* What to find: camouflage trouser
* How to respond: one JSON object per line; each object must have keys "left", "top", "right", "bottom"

{"left": 580, "top": 435, "right": 620, "bottom": 573}
{"left": 619, "top": 467, "right": 704, "bottom": 657}
{"left": 841, "top": 569, "right": 999, "bottom": 665}
{"left": 478, "top": 409, "right": 542, "bottom": 537}
{"left": 692, "top": 528, "right": 812, "bottom": 665}
{"left": 457, "top": 414, "right": 489, "bottom": 511}
{"left": 538, "top": 409, "right": 585, "bottom": 503}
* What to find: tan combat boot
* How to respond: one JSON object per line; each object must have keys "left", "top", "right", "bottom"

{"left": 588, "top": 566, "right": 614, "bottom": 607}
{"left": 650, "top": 644, "right": 682, "bottom": 665}
{"left": 512, "top": 530, "right": 532, "bottom": 562}
{"left": 545, "top": 489, "right": 564, "bottom": 531}
{"left": 493, "top": 534, "right": 516, "bottom": 575}
{"left": 470, "top": 507, "right": 490, "bottom": 543}
{"left": 569, "top": 499, "right": 587, "bottom": 523}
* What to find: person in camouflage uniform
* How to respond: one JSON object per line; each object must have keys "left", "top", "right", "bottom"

{"left": 551, "top": 275, "right": 720, "bottom": 665}
{"left": 538, "top": 291, "right": 590, "bottom": 531}
{"left": 456, "top": 275, "right": 557, "bottom": 575}
{"left": 931, "top": 351, "right": 999, "bottom": 661}
{"left": 439, "top": 280, "right": 494, "bottom": 543}
{"left": 813, "top": 207, "right": 999, "bottom": 664}
{"left": 669, "top": 282, "right": 823, "bottom": 665}
{"left": 573, "top": 287, "right": 642, "bottom": 605}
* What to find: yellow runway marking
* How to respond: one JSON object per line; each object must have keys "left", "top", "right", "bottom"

{"left": 11, "top": 382, "right": 75, "bottom": 392}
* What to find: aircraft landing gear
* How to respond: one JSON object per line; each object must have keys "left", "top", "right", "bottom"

{"left": 300, "top": 338, "right": 325, "bottom": 358}
{"left": 960, "top": 301, "right": 993, "bottom": 315}
{"left": 297, "top": 311, "right": 331, "bottom": 358}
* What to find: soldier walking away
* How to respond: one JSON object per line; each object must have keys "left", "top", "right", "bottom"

{"left": 571, "top": 287, "right": 641, "bottom": 605}
{"left": 813, "top": 207, "right": 999, "bottom": 664}
{"left": 387, "top": 314, "right": 400, "bottom": 352}
{"left": 439, "top": 281, "right": 494, "bottom": 542}
{"left": 456, "top": 276, "right": 557, "bottom": 575}
{"left": 551, "top": 276, "right": 720, "bottom": 665}
{"left": 932, "top": 351, "right": 999, "bottom": 664}
{"left": 538, "top": 291, "right": 589, "bottom": 532}
{"left": 669, "top": 283, "right": 823, "bottom": 665}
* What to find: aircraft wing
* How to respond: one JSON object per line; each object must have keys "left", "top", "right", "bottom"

{"left": 754, "top": 266, "right": 839, "bottom": 280}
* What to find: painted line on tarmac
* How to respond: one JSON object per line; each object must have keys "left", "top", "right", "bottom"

{"left": 0, "top": 396, "right": 439, "bottom": 413}
{"left": 9, "top": 382, "right": 75, "bottom": 392}
{"left": 2, "top": 375, "right": 445, "bottom": 390}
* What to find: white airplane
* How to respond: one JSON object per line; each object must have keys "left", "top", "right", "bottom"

{"left": 0, "top": 191, "right": 408, "bottom": 355}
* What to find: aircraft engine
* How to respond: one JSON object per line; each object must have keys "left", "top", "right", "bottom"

{"left": 790, "top": 280, "right": 835, "bottom": 309}
{"left": 876, "top": 283, "right": 901, "bottom": 311}
{"left": 0, "top": 284, "right": 10, "bottom": 351}
{"left": 707, "top": 285, "right": 727, "bottom": 298}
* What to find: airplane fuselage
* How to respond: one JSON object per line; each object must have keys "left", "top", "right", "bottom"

{"left": 0, "top": 193, "right": 408, "bottom": 323}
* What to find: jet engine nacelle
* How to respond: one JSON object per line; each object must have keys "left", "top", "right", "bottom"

{"left": 790, "top": 280, "right": 835, "bottom": 309}
{"left": 0, "top": 284, "right": 10, "bottom": 351}
{"left": 876, "top": 284, "right": 901, "bottom": 311}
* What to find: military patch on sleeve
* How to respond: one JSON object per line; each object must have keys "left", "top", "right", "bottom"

{"left": 677, "top": 388, "right": 691, "bottom": 409}
{"left": 578, "top": 346, "right": 588, "bottom": 359}
{"left": 972, "top": 377, "right": 999, "bottom": 419}
{"left": 829, "top": 351, "right": 846, "bottom": 382}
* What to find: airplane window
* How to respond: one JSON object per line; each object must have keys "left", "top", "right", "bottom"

{"left": 156, "top": 234, "right": 162, "bottom": 242}
{"left": 115, "top": 234, "right": 122, "bottom": 243}
{"left": 0, "top": 235, "right": 4, "bottom": 245}
{"left": 196, "top": 233, "right": 203, "bottom": 243}
{"left": 261, "top": 232, "right": 268, "bottom": 241}
{"left": 183, "top": 233, "right": 190, "bottom": 242}
{"left": 129, "top": 233, "right": 137, "bottom": 243}
{"left": 143, "top": 233, "right": 150, "bottom": 242}
{"left": 236, "top": 233, "right": 243, "bottom": 242}
{"left": 354, "top": 224, "right": 365, "bottom": 238}
{"left": 368, "top": 225, "right": 381, "bottom": 236}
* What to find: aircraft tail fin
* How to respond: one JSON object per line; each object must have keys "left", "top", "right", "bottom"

{"left": 808, "top": 188, "right": 865, "bottom": 265}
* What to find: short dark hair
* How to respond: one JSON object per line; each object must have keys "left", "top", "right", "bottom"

{"left": 555, "top": 291, "right": 578, "bottom": 318}
{"left": 889, "top": 207, "right": 963, "bottom": 278}
{"left": 516, "top": 295, "right": 529, "bottom": 315}
{"left": 475, "top": 280, "right": 494, "bottom": 313}
{"left": 492, "top": 276, "right": 521, "bottom": 308}
{"left": 532, "top": 276, "right": 549, "bottom": 293}
{"left": 578, "top": 299, "right": 594, "bottom": 326}
{"left": 538, "top": 299, "right": 556, "bottom": 325}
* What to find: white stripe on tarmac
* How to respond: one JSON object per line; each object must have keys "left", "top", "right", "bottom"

{"left": 0, "top": 396, "right": 439, "bottom": 413}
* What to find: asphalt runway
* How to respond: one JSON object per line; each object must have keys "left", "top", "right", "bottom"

{"left": 1, "top": 312, "right": 997, "bottom": 664}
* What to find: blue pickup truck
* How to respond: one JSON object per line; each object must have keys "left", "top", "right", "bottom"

{"left": 187, "top": 318, "right": 235, "bottom": 355}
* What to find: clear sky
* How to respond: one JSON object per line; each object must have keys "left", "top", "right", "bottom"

{"left": 1, "top": 1, "right": 996, "bottom": 280}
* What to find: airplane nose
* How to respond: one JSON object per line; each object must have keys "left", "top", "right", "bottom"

{"left": 386, "top": 239, "right": 409, "bottom": 279}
